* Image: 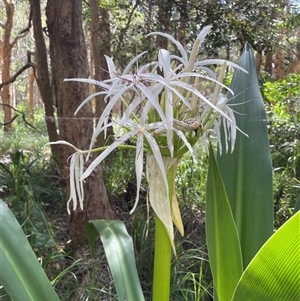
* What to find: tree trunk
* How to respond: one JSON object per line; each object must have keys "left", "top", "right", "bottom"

{"left": 255, "top": 50, "right": 262, "bottom": 76}
{"left": 1, "top": 0, "right": 14, "bottom": 131}
{"left": 89, "top": 0, "right": 111, "bottom": 148}
{"left": 46, "top": 0, "right": 112, "bottom": 244}
{"left": 264, "top": 50, "right": 273, "bottom": 76}
{"left": 28, "top": 68, "right": 35, "bottom": 122}
{"left": 30, "top": 0, "right": 59, "bottom": 158}
{"left": 273, "top": 46, "right": 285, "bottom": 79}
{"left": 178, "top": 1, "right": 187, "bottom": 49}
{"left": 287, "top": 41, "right": 300, "bottom": 75}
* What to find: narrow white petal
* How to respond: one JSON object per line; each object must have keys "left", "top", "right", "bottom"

{"left": 173, "top": 128, "right": 197, "bottom": 162}
{"left": 104, "top": 55, "right": 117, "bottom": 77}
{"left": 130, "top": 134, "right": 144, "bottom": 214}
{"left": 81, "top": 129, "right": 139, "bottom": 180}
{"left": 75, "top": 91, "right": 108, "bottom": 115}
{"left": 195, "top": 59, "right": 248, "bottom": 73}
{"left": 69, "top": 154, "right": 78, "bottom": 212}
{"left": 195, "top": 66, "right": 217, "bottom": 79}
{"left": 171, "top": 81, "right": 232, "bottom": 122}
{"left": 147, "top": 32, "right": 188, "bottom": 64}
{"left": 165, "top": 88, "right": 174, "bottom": 156}
{"left": 136, "top": 82, "right": 168, "bottom": 123}
{"left": 123, "top": 51, "right": 148, "bottom": 75}
{"left": 64, "top": 78, "right": 111, "bottom": 90}
{"left": 78, "top": 154, "right": 85, "bottom": 210}
{"left": 158, "top": 49, "right": 172, "bottom": 76}
{"left": 175, "top": 72, "right": 234, "bottom": 96}
{"left": 47, "top": 140, "right": 81, "bottom": 152}
{"left": 90, "top": 84, "right": 134, "bottom": 150}
{"left": 196, "top": 26, "right": 213, "bottom": 47}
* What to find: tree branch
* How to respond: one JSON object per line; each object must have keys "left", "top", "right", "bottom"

{"left": 20, "top": 3, "right": 33, "bottom": 34}
{"left": 116, "top": 1, "right": 140, "bottom": 51}
{"left": 11, "top": 31, "right": 29, "bottom": 47}
{"left": 0, "top": 62, "right": 35, "bottom": 89}
{"left": 0, "top": 103, "right": 36, "bottom": 129}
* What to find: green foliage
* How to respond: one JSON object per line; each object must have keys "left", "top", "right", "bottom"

{"left": 176, "top": 149, "right": 208, "bottom": 210}
{"left": 104, "top": 149, "right": 136, "bottom": 200}
{"left": 263, "top": 74, "right": 300, "bottom": 227}
{"left": 207, "top": 41, "right": 299, "bottom": 301}
{"left": 207, "top": 151, "right": 300, "bottom": 300}
{"left": 0, "top": 104, "right": 49, "bottom": 153}
{"left": 263, "top": 73, "right": 300, "bottom": 121}
{"left": 0, "top": 199, "right": 60, "bottom": 301}
{"left": 0, "top": 148, "right": 63, "bottom": 268}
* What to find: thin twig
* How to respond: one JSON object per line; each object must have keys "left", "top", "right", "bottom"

{"left": 0, "top": 62, "right": 35, "bottom": 90}
{"left": 0, "top": 103, "right": 36, "bottom": 129}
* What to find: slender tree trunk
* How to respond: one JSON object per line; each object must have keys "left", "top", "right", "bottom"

{"left": 89, "top": 0, "right": 111, "bottom": 148}
{"left": 178, "top": 1, "right": 187, "bottom": 49}
{"left": 156, "top": 2, "right": 172, "bottom": 50}
{"left": 255, "top": 50, "right": 262, "bottom": 75}
{"left": 46, "top": 0, "right": 112, "bottom": 244}
{"left": 287, "top": 41, "right": 300, "bottom": 74}
{"left": 264, "top": 50, "right": 273, "bottom": 76}
{"left": 1, "top": 0, "right": 14, "bottom": 131}
{"left": 30, "top": 0, "right": 59, "bottom": 158}
{"left": 28, "top": 68, "right": 35, "bottom": 122}
{"left": 273, "top": 46, "right": 285, "bottom": 79}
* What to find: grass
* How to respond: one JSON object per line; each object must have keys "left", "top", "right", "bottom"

{"left": 0, "top": 96, "right": 299, "bottom": 300}
{"left": 0, "top": 104, "right": 212, "bottom": 300}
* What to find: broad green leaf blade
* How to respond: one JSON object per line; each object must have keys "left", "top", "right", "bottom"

{"left": 217, "top": 45, "right": 273, "bottom": 268}
{"left": 206, "top": 146, "right": 243, "bottom": 301}
{"left": 0, "top": 199, "right": 60, "bottom": 301}
{"left": 232, "top": 211, "right": 300, "bottom": 301}
{"left": 87, "top": 220, "right": 145, "bottom": 301}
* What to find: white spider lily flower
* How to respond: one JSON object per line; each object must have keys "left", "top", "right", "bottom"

{"left": 59, "top": 25, "right": 248, "bottom": 240}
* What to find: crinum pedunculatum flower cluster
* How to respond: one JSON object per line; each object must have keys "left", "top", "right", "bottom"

{"left": 51, "top": 26, "right": 247, "bottom": 214}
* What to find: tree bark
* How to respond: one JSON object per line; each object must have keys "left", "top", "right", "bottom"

{"left": 46, "top": 0, "right": 112, "bottom": 244}
{"left": 88, "top": 0, "right": 111, "bottom": 148}
{"left": 273, "top": 46, "right": 285, "bottom": 79}
{"left": 30, "top": 0, "right": 59, "bottom": 157}
{"left": 287, "top": 41, "right": 300, "bottom": 75}
{"left": 28, "top": 68, "right": 35, "bottom": 122}
{"left": 1, "top": 0, "right": 14, "bottom": 131}
{"left": 255, "top": 50, "right": 262, "bottom": 76}
{"left": 264, "top": 50, "right": 273, "bottom": 76}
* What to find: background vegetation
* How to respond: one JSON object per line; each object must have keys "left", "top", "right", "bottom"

{"left": 1, "top": 0, "right": 300, "bottom": 300}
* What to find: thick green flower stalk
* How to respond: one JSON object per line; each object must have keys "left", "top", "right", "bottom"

{"left": 53, "top": 26, "right": 246, "bottom": 301}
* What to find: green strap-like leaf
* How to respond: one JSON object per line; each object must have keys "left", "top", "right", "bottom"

{"left": 86, "top": 220, "right": 145, "bottom": 301}
{"left": 206, "top": 145, "right": 243, "bottom": 301}
{"left": 217, "top": 45, "right": 274, "bottom": 268}
{"left": 0, "top": 199, "right": 60, "bottom": 301}
{"left": 232, "top": 211, "right": 300, "bottom": 301}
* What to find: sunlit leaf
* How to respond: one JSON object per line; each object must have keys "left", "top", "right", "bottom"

{"left": 206, "top": 145, "right": 243, "bottom": 301}
{"left": 232, "top": 211, "right": 300, "bottom": 301}
{"left": 0, "top": 199, "right": 60, "bottom": 301}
